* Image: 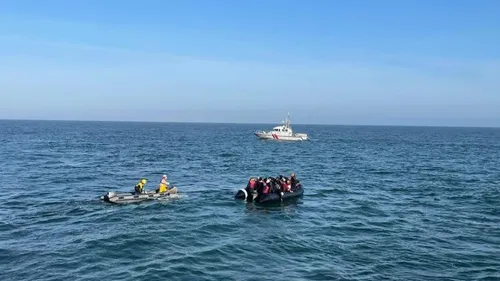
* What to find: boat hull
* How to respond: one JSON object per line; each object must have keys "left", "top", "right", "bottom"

{"left": 254, "top": 132, "right": 308, "bottom": 141}
{"left": 101, "top": 187, "right": 178, "bottom": 204}
{"left": 257, "top": 186, "right": 304, "bottom": 204}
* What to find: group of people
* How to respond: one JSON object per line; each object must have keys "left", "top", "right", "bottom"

{"left": 245, "top": 172, "right": 300, "bottom": 195}
{"left": 134, "top": 174, "right": 171, "bottom": 194}
{"left": 133, "top": 172, "right": 300, "bottom": 196}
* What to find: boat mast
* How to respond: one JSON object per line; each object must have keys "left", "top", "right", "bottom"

{"left": 285, "top": 112, "right": 291, "bottom": 129}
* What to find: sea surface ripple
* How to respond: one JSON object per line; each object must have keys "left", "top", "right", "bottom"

{"left": 1, "top": 120, "right": 499, "bottom": 281}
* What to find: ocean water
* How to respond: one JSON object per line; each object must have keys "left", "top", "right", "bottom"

{"left": 0, "top": 120, "right": 499, "bottom": 281}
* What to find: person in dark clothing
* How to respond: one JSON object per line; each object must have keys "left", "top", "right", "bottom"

{"left": 256, "top": 177, "right": 264, "bottom": 194}
{"left": 290, "top": 173, "right": 297, "bottom": 188}
{"left": 290, "top": 180, "right": 301, "bottom": 191}
{"left": 270, "top": 178, "right": 281, "bottom": 194}
{"left": 134, "top": 178, "right": 147, "bottom": 194}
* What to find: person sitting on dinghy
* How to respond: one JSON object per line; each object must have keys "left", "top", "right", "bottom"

{"left": 134, "top": 178, "right": 147, "bottom": 194}
{"left": 270, "top": 178, "right": 281, "bottom": 194}
{"left": 262, "top": 179, "right": 271, "bottom": 194}
{"left": 245, "top": 177, "right": 256, "bottom": 193}
{"left": 290, "top": 173, "right": 297, "bottom": 187}
{"left": 284, "top": 179, "right": 292, "bottom": 193}
{"left": 255, "top": 177, "right": 263, "bottom": 193}
{"left": 156, "top": 175, "right": 169, "bottom": 193}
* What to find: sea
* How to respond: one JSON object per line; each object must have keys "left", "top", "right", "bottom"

{"left": 0, "top": 120, "right": 499, "bottom": 281}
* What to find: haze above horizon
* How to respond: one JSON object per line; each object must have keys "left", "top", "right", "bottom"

{"left": 1, "top": 0, "right": 499, "bottom": 127}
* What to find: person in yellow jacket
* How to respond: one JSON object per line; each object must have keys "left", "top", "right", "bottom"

{"left": 134, "top": 178, "right": 147, "bottom": 194}
{"left": 156, "top": 175, "right": 169, "bottom": 193}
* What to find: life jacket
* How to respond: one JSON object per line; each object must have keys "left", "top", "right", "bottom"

{"left": 135, "top": 182, "right": 144, "bottom": 193}
{"left": 158, "top": 183, "right": 167, "bottom": 193}
{"left": 263, "top": 184, "right": 270, "bottom": 194}
{"left": 249, "top": 181, "right": 256, "bottom": 190}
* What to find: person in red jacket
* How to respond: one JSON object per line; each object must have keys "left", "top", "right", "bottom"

{"left": 262, "top": 179, "right": 271, "bottom": 194}
{"left": 245, "top": 177, "right": 256, "bottom": 192}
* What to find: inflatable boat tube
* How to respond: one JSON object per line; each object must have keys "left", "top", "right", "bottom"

{"left": 101, "top": 187, "right": 178, "bottom": 204}
{"left": 257, "top": 185, "right": 304, "bottom": 204}
{"left": 234, "top": 188, "right": 259, "bottom": 202}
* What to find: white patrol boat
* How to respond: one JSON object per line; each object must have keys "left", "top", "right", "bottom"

{"left": 254, "top": 113, "right": 309, "bottom": 141}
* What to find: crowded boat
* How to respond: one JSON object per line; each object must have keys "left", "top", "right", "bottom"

{"left": 235, "top": 173, "right": 304, "bottom": 203}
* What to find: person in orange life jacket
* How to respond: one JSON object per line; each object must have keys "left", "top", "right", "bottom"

{"left": 275, "top": 175, "right": 285, "bottom": 191}
{"left": 245, "top": 177, "right": 256, "bottom": 193}
{"left": 284, "top": 179, "right": 292, "bottom": 192}
{"left": 275, "top": 177, "right": 285, "bottom": 196}
{"left": 279, "top": 180, "right": 286, "bottom": 192}
{"left": 262, "top": 179, "right": 271, "bottom": 194}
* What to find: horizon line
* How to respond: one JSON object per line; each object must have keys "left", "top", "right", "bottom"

{"left": 1, "top": 117, "right": 499, "bottom": 129}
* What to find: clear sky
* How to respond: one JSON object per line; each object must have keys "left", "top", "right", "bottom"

{"left": 0, "top": 0, "right": 499, "bottom": 126}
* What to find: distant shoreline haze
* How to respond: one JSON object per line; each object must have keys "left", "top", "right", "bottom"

{"left": 0, "top": 118, "right": 499, "bottom": 129}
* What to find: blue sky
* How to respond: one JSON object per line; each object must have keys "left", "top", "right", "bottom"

{"left": 0, "top": 0, "right": 499, "bottom": 126}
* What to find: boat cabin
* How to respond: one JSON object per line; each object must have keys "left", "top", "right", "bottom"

{"left": 272, "top": 125, "right": 292, "bottom": 134}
